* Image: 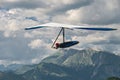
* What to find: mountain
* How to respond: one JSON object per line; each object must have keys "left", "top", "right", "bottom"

{"left": 0, "top": 63, "right": 34, "bottom": 74}
{"left": 107, "top": 77, "right": 120, "bottom": 80}
{"left": 41, "top": 48, "right": 96, "bottom": 67}
{"left": 0, "top": 48, "right": 120, "bottom": 80}
{"left": 0, "top": 65, "right": 6, "bottom": 71}
{"left": 0, "top": 64, "right": 24, "bottom": 72}
{"left": 23, "top": 48, "right": 120, "bottom": 80}
{"left": 15, "top": 64, "right": 35, "bottom": 74}
{"left": 0, "top": 71, "right": 26, "bottom": 80}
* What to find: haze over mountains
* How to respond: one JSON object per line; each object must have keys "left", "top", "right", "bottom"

{"left": 0, "top": 48, "right": 120, "bottom": 80}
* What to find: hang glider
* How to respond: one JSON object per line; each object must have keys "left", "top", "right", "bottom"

{"left": 25, "top": 22, "right": 117, "bottom": 49}
{"left": 25, "top": 22, "right": 117, "bottom": 31}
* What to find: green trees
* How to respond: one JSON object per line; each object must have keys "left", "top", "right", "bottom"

{"left": 107, "top": 77, "right": 120, "bottom": 80}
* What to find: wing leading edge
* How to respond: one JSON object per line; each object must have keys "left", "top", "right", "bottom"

{"left": 25, "top": 22, "right": 117, "bottom": 31}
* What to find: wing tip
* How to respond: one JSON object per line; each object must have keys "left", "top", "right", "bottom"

{"left": 112, "top": 28, "right": 117, "bottom": 30}
{"left": 24, "top": 28, "right": 29, "bottom": 30}
{"left": 24, "top": 26, "right": 44, "bottom": 30}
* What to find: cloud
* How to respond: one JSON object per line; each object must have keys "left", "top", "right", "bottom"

{"left": 0, "top": 34, "right": 55, "bottom": 66}
{"left": 0, "top": 0, "right": 47, "bottom": 9}
{"left": 0, "top": 0, "right": 94, "bottom": 10}
{"left": 48, "top": 0, "right": 94, "bottom": 15}
{"left": 0, "top": 8, "right": 46, "bottom": 37}
{"left": 28, "top": 39, "right": 45, "bottom": 49}
{"left": 25, "top": 16, "right": 38, "bottom": 21}
{"left": 1, "top": 0, "right": 120, "bottom": 25}
{"left": 52, "top": 0, "right": 120, "bottom": 25}
{"left": 79, "top": 0, "right": 120, "bottom": 25}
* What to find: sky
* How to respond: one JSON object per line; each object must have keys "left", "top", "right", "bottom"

{"left": 0, "top": 0, "right": 120, "bottom": 66}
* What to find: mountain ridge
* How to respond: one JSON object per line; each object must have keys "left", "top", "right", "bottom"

{"left": 0, "top": 48, "right": 120, "bottom": 80}
{"left": 41, "top": 48, "right": 118, "bottom": 67}
{"left": 20, "top": 48, "right": 120, "bottom": 80}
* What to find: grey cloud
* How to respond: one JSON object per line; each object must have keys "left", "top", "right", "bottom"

{"left": 0, "top": 0, "right": 47, "bottom": 9}
{"left": 1, "top": 0, "right": 120, "bottom": 25}
{"left": 25, "top": 16, "right": 38, "bottom": 21}
{"left": 92, "top": 36, "right": 120, "bottom": 45}
{"left": 92, "top": 40, "right": 119, "bottom": 45}
{"left": 50, "top": 0, "right": 94, "bottom": 15}
{"left": 80, "top": 0, "right": 120, "bottom": 25}
{"left": 0, "top": 0, "right": 94, "bottom": 15}
{"left": 52, "top": 0, "right": 120, "bottom": 25}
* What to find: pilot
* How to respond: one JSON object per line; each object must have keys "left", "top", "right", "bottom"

{"left": 55, "top": 43, "right": 60, "bottom": 49}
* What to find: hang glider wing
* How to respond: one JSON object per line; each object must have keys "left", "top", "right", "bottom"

{"left": 25, "top": 22, "right": 117, "bottom": 31}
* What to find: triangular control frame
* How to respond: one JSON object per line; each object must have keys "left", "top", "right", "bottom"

{"left": 51, "top": 27, "right": 65, "bottom": 48}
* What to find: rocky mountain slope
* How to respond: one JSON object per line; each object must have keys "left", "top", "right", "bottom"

{"left": 23, "top": 48, "right": 120, "bottom": 80}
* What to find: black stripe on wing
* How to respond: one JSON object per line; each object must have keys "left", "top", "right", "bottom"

{"left": 25, "top": 26, "right": 44, "bottom": 30}
{"left": 76, "top": 27, "right": 117, "bottom": 31}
